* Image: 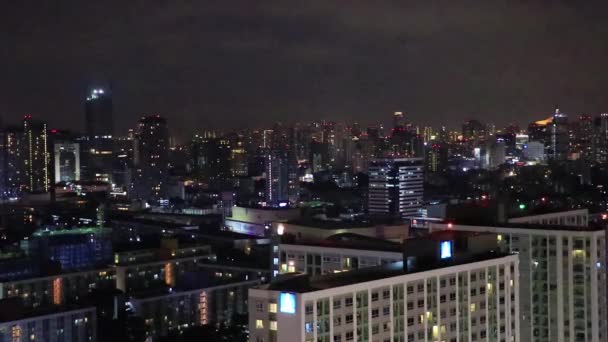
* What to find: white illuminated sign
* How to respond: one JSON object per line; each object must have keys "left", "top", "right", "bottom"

{"left": 440, "top": 240, "right": 453, "bottom": 259}
{"left": 279, "top": 292, "right": 296, "bottom": 314}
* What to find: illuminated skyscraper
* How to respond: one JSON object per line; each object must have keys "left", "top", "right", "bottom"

{"left": 264, "top": 150, "right": 298, "bottom": 207}
{"left": 133, "top": 115, "right": 169, "bottom": 200}
{"left": 2, "top": 116, "right": 52, "bottom": 195}
{"left": 368, "top": 157, "right": 424, "bottom": 219}
{"left": 85, "top": 88, "right": 113, "bottom": 139}
{"left": 189, "top": 136, "right": 232, "bottom": 189}
{"left": 424, "top": 143, "right": 448, "bottom": 174}
{"left": 54, "top": 142, "right": 80, "bottom": 183}
{"left": 231, "top": 140, "right": 248, "bottom": 177}
{"left": 529, "top": 109, "right": 569, "bottom": 161}
{"left": 549, "top": 108, "right": 569, "bottom": 160}
{"left": 3, "top": 125, "right": 24, "bottom": 196}
{"left": 24, "top": 117, "right": 52, "bottom": 192}
{"left": 83, "top": 88, "right": 114, "bottom": 181}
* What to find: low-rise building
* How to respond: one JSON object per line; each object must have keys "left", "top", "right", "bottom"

{"left": 129, "top": 279, "right": 259, "bottom": 339}
{"left": 0, "top": 303, "right": 96, "bottom": 342}
{"left": 0, "top": 268, "right": 116, "bottom": 308}
{"left": 224, "top": 206, "right": 300, "bottom": 237}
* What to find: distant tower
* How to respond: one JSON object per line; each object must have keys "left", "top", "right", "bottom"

{"left": 549, "top": 108, "right": 569, "bottom": 161}
{"left": 4, "top": 116, "right": 52, "bottom": 195}
{"left": 133, "top": 115, "right": 169, "bottom": 200}
{"left": 83, "top": 88, "right": 114, "bottom": 181}
{"left": 85, "top": 88, "right": 113, "bottom": 139}
{"left": 23, "top": 116, "right": 52, "bottom": 193}
{"left": 393, "top": 111, "right": 405, "bottom": 128}
{"left": 462, "top": 119, "right": 487, "bottom": 144}
{"left": 264, "top": 150, "right": 298, "bottom": 207}
{"left": 54, "top": 143, "right": 80, "bottom": 183}
{"left": 368, "top": 157, "right": 424, "bottom": 219}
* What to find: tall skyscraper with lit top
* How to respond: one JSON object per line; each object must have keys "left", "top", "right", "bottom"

{"left": 85, "top": 88, "right": 113, "bottom": 139}
{"left": 83, "top": 88, "right": 114, "bottom": 181}
{"left": 548, "top": 108, "right": 569, "bottom": 161}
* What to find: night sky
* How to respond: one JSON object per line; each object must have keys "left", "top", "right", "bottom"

{"left": 2, "top": 1, "right": 608, "bottom": 140}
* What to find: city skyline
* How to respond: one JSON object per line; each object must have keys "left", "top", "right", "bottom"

{"left": 3, "top": 3, "right": 608, "bottom": 342}
{"left": 2, "top": 2, "right": 608, "bottom": 139}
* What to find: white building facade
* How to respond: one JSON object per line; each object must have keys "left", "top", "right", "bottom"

{"left": 251, "top": 255, "right": 519, "bottom": 342}
{"left": 428, "top": 222, "right": 606, "bottom": 342}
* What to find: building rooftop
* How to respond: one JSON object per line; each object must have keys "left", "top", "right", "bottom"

{"left": 262, "top": 251, "right": 511, "bottom": 293}
{"left": 431, "top": 221, "right": 605, "bottom": 232}
{"left": 0, "top": 298, "right": 93, "bottom": 323}
{"left": 281, "top": 233, "right": 403, "bottom": 253}
{"left": 286, "top": 216, "right": 404, "bottom": 230}
{"left": 32, "top": 227, "right": 111, "bottom": 237}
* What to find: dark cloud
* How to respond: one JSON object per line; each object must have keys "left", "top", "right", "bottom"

{"left": 1, "top": 1, "right": 608, "bottom": 140}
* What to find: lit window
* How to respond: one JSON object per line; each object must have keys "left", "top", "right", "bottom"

{"left": 269, "top": 303, "right": 277, "bottom": 313}
{"left": 256, "top": 320, "right": 264, "bottom": 329}
{"left": 270, "top": 321, "right": 277, "bottom": 331}
{"left": 470, "top": 303, "right": 476, "bottom": 312}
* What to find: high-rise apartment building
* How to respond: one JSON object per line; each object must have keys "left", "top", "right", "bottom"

{"left": 4, "top": 125, "right": 25, "bottom": 196}
{"left": 428, "top": 213, "right": 606, "bottom": 342}
{"left": 368, "top": 158, "right": 424, "bottom": 219}
{"left": 251, "top": 231, "right": 519, "bottom": 342}
{"left": 3, "top": 116, "right": 52, "bottom": 195}
{"left": 23, "top": 116, "right": 52, "bottom": 193}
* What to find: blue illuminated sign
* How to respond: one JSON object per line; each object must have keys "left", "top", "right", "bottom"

{"left": 280, "top": 292, "right": 296, "bottom": 314}
{"left": 440, "top": 240, "right": 453, "bottom": 259}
